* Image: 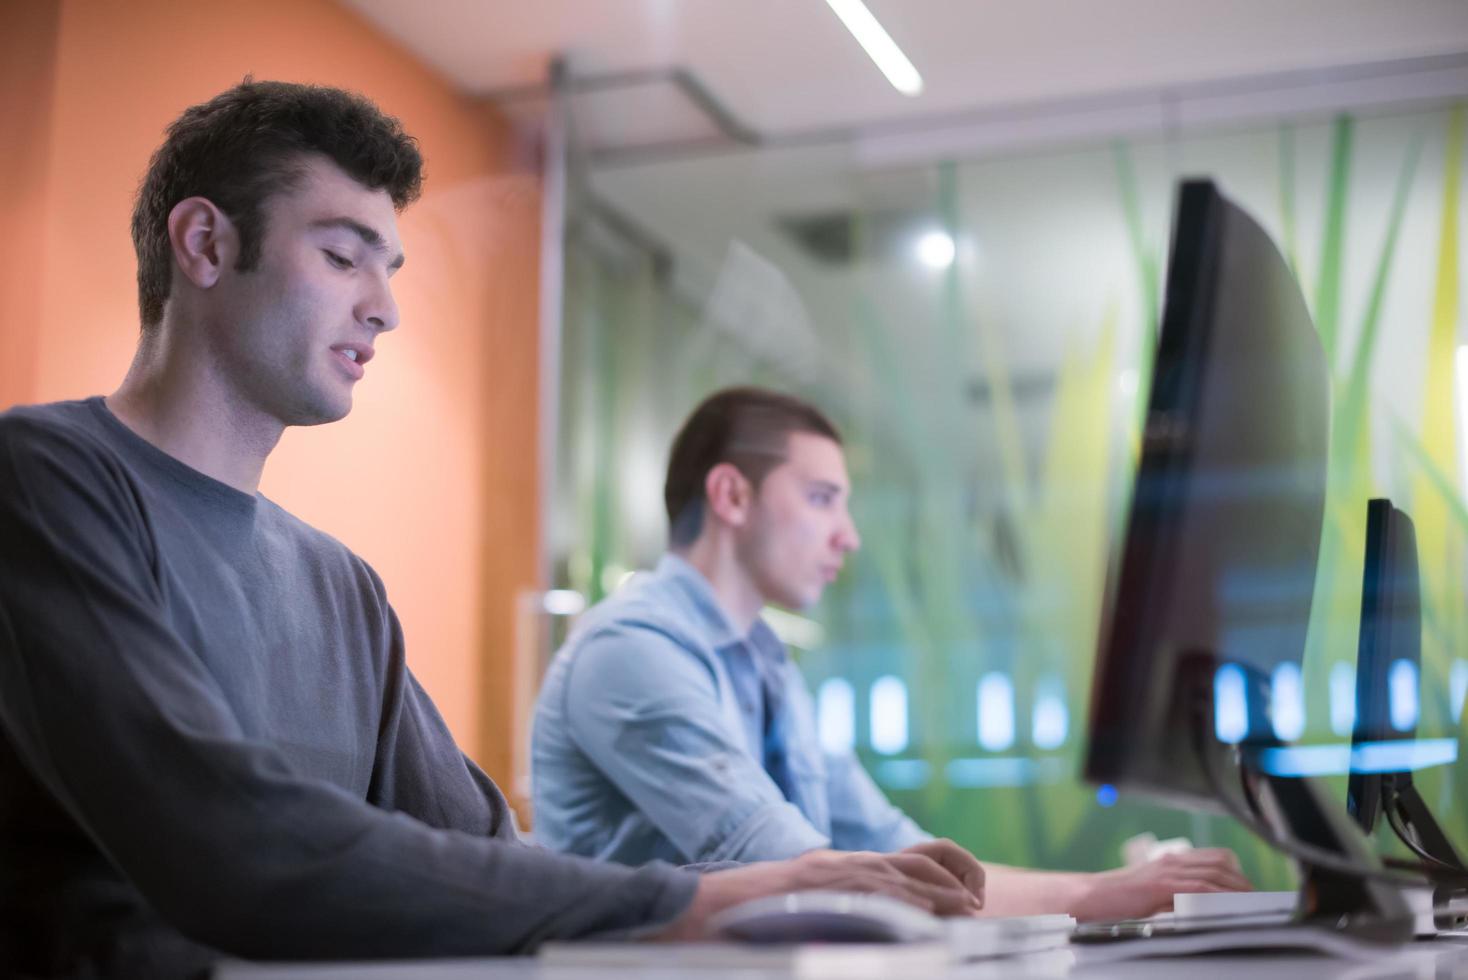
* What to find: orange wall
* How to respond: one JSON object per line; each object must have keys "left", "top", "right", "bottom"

{"left": 0, "top": 2, "right": 60, "bottom": 411}
{"left": 2, "top": 0, "right": 542, "bottom": 796}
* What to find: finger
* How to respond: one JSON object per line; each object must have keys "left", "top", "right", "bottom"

{"left": 1216, "top": 849, "right": 1245, "bottom": 875}
{"left": 1169, "top": 860, "right": 1252, "bottom": 892}
{"left": 855, "top": 876, "right": 936, "bottom": 911}
{"left": 833, "top": 852, "right": 979, "bottom": 915}
{"left": 909, "top": 883, "right": 976, "bottom": 917}
{"left": 885, "top": 854, "right": 983, "bottom": 911}
{"left": 903, "top": 839, "right": 986, "bottom": 899}
{"left": 842, "top": 875, "right": 938, "bottom": 913}
{"left": 886, "top": 853, "right": 966, "bottom": 890}
{"left": 1170, "top": 877, "right": 1236, "bottom": 898}
{"left": 1197, "top": 847, "right": 1244, "bottom": 871}
{"left": 853, "top": 859, "right": 974, "bottom": 916}
{"left": 1181, "top": 848, "right": 1247, "bottom": 876}
{"left": 891, "top": 874, "right": 978, "bottom": 917}
{"left": 1209, "top": 865, "right": 1253, "bottom": 890}
{"left": 1198, "top": 868, "right": 1253, "bottom": 892}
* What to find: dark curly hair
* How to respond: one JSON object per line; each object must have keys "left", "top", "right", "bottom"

{"left": 665, "top": 387, "right": 843, "bottom": 547}
{"left": 131, "top": 78, "right": 423, "bottom": 330}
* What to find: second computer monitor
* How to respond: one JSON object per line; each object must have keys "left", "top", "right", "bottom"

{"left": 1348, "top": 499, "right": 1420, "bottom": 833}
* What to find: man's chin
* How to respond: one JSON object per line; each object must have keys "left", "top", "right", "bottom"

{"left": 777, "top": 586, "right": 824, "bottom": 613}
{"left": 286, "top": 392, "right": 352, "bottom": 427}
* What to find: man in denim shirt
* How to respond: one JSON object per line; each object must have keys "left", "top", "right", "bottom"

{"left": 533, "top": 387, "right": 1251, "bottom": 919}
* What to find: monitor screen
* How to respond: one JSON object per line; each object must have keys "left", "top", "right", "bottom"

{"left": 1084, "top": 178, "right": 1331, "bottom": 811}
{"left": 1348, "top": 499, "right": 1419, "bottom": 832}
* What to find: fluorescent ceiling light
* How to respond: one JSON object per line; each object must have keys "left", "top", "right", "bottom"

{"left": 824, "top": 0, "right": 924, "bottom": 97}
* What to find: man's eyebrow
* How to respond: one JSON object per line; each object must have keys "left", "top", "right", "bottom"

{"left": 807, "top": 479, "right": 845, "bottom": 494}
{"left": 310, "top": 217, "right": 405, "bottom": 270}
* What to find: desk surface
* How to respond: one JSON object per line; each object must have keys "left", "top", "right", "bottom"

{"left": 216, "top": 935, "right": 1468, "bottom": 980}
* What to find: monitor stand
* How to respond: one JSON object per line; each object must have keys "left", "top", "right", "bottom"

{"left": 1077, "top": 761, "right": 1449, "bottom": 958}
{"left": 1075, "top": 655, "right": 1419, "bottom": 958}
{"left": 1186, "top": 653, "right": 1415, "bottom": 946}
{"left": 1375, "top": 770, "right": 1468, "bottom": 923}
{"left": 1243, "top": 765, "right": 1415, "bottom": 944}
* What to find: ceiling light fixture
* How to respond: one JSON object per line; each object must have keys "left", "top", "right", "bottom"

{"left": 916, "top": 230, "right": 955, "bottom": 269}
{"left": 823, "top": 0, "right": 924, "bottom": 97}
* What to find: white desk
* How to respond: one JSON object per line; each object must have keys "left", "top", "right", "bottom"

{"left": 216, "top": 936, "right": 1468, "bottom": 980}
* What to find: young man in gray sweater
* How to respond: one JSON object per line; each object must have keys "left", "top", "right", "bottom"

{"left": 0, "top": 80, "right": 982, "bottom": 980}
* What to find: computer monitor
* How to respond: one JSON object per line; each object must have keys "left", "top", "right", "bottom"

{"left": 1083, "top": 179, "right": 1412, "bottom": 943}
{"left": 1349, "top": 499, "right": 1420, "bottom": 833}
{"left": 1348, "top": 499, "right": 1466, "bottom": 878}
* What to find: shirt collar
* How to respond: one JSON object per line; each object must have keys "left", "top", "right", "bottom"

{"left": 655, "top": 553, "right": 787, "bottom": 663}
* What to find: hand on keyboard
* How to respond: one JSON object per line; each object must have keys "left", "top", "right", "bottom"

{"left": 898, "top": 838, "right": 987, "bottom": 910}
{"left": 1068, "top": 848, "right": 1253, "bottom": 921}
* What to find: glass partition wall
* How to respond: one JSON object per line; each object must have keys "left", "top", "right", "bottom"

{"left": 547, "top": 78, "right": 1468, "bottom": 886}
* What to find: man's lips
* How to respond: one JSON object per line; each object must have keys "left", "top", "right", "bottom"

{"left": 330, "top": 343, "right": 374, "bottom": 380}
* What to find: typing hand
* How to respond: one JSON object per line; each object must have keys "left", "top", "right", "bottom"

{"left": 1068, "top": 847, "right": 1252, "bottom": 922}
{"left": 657, "top": 847, "right": 979, "bottom": 940}
{"left": 899, "top": 838, "right": 986, "bottom": 911}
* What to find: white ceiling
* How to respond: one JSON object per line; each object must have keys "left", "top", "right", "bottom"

{"left": 342, "top": 0, "right": 1468, "bottom": 135}
{"left": 342, "top": 0, "right": 1468, "bottom": 492}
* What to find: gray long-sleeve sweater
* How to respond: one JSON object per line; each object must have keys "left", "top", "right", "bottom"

{"left": 0, "top": 397, "right": 697, "bottom": 979}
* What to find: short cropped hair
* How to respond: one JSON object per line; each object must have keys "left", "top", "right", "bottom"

{"left": 664, "top": 386, "right": 842, "bottom": 547}
{"left": 131, "top": 78, "right": 423, "bottom": 330}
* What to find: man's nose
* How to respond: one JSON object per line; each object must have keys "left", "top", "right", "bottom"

{"left": 359, "top": 275, "right": 400, "bottom": 333}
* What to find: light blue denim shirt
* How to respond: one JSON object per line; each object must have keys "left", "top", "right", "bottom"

{"left": 531, "top": 553, "right": 929, "bottom": 866}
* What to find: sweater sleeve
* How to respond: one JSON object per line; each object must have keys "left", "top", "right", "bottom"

{"left": 0, "top": 417, "right": 696, "bottom": 959}
{"left": 366, "top": 601, "right": 519, "bottom": 841}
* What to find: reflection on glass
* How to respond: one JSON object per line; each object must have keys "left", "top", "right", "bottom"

{"left": 870, "top": 675, "right": 909, "bottom": 755}
{"left": 977, "top": 672, "right": 1015, "bottom": 752}
{"left": 1270, "top": 661, "right": 1306, "bottom": 742}
{"left": 1031, "top": 676, "right": 1068, "bottom": 750}
{"left": 1214, "top": 664, "right": 1249, "bottom": 744}
{"left": 554, "top": 97, "right": 1468, "bottom": 883}
{"left": 876, "top": 759, "right": 931, "bottom": 789}
{"left": 1389, "top": 659, "right": 1419, "bottom": 732}
{"left": 1451, "top": 660, "right": 1468, "bottom": 722}
{"left": 948, "top": 756, "right": 1031, "bottom": 787}
{"left": 1329, "top": 662, "right": 1357, "bottom": 737}
{"left": 816, "top": 677, "right": 856, "bottom": 755}
{"left": 1456, "top": 345, "right": 1468, "bottom": 493}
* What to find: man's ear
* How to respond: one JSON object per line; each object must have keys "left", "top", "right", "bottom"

{"left": 167, "top": 196, "right": 238, "bottom": 291}
{"left": 704, "top": 462, "right": 753, "bottom": 529}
